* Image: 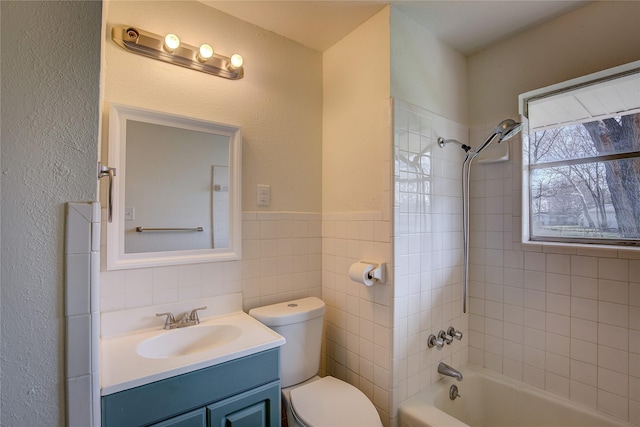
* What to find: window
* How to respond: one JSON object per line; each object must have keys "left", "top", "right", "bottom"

{"left": 520, "top": 61, "right": 640, "bottom": 246}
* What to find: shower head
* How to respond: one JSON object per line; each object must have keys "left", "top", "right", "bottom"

{"left": 469, "top": 118, "right": 523, "bottom": 158}
{"left": 494, "top": 119, "right": 522, "bottom": 143}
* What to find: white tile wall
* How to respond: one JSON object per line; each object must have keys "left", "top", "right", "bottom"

{"left": 65, "top": 202, "right": 101, "bottom": 427}
{"left": 100, "top": 211, "right": 322, "bottom": 313}
{"left": 322, "top": 211, "right": 393, "bottom": 422}
{"left": 392, "top": 100, "right": 468, "bottom": 424}
{"left": 467, "top": 124, "right": 640, "bottom": 425}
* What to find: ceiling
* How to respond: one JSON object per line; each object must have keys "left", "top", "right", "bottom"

{"left": 203, "top": 0, "right": 590, "bottom": 55}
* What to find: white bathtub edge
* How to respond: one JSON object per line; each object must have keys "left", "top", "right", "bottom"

{"left": 400, "top": 404, "right": 469, "bottom": 427}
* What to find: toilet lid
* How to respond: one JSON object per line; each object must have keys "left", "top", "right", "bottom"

{"left": 290, "top": 377, "right": 381, "bottom": 427}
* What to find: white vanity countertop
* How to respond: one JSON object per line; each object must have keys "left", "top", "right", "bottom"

{"left": 101, "top": 310, "right": 285, "bottom": 395}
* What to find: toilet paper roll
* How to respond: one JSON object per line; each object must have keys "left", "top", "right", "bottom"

{"left": 349, "top": 262, "right": 376, "bottom": 286}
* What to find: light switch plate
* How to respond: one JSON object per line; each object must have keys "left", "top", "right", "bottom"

{"left": 257, "top": 184, "right": 270, "bottom": 207}
{"left": 124, "top": 207, "right": 135, "bottom": 221}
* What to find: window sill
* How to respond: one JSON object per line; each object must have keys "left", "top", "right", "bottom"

{"left": 521, "top": 238, "right": 640, "bottom": 259}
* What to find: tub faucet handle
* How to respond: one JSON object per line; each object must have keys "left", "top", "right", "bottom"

{"left": 428, "top": 333, "right": 445, "bottom": 350}
{"left": 447, "top": 326, "right": 463, "bottom": 341}
{"left": 439, "top": 330, "right": 453, "bottom": 345}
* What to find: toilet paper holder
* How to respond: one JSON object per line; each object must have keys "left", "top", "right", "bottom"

{"left": 350, "top": 260, "right": 386, "bottom": 286}
{"left": 367, "top": 262, "right": 385, "bottom": 282}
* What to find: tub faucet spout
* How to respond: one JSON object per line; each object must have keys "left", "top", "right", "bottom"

{"left": 438, "top": 362, "right": 463, "bottom": 381}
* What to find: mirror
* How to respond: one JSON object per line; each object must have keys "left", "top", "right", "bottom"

{"left": 106, "top": 104, "right": 241, "bottom": 270}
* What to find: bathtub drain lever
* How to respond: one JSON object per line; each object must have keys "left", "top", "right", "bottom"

{"left": 449, "top": 385, "right": 461, "bottom": 400}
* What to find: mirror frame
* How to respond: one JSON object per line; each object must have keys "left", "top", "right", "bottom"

{"left": 106, "top": 103, "right": 241, "bottom": 270}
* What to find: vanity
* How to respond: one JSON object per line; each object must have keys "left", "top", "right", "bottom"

{"left": 100, "top": 294, "right": 285, "bottom": 427}
{"left": 101, "top": 349, "right": 280, "bottom": 427}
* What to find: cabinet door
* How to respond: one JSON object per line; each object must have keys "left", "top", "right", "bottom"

{"left": 150, "top": 408, "right": 207, "bottom": 427}
{"left": 208, "top": 381, "right": 280, "bottom": 427}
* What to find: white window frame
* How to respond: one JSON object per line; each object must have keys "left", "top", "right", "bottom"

{"left": 519, "top": 60, "right": 640, "bottom": 248}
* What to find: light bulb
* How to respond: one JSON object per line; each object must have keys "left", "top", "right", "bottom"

{"left": 197, "top": 44, "right": 214, "bottom": 62}
{"left": 163, "top": 33, "right": 180, "bottom": 52}
{"left": 228, "top": 53, "right": 244, "bottom": 70}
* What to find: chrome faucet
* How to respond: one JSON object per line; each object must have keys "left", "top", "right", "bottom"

{"left": 156, "top": 306, "right": 207, "bottom": 330}
{"left": 438, "top": 362, "right": 463, "bottom": 381}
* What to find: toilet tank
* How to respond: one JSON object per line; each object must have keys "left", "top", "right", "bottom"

{"left": 249, "top": 297, "right": 325, "bottom": 388}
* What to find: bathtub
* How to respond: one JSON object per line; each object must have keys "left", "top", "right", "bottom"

{"left": 399, "top": 364, "right": 628, "bottom": 427}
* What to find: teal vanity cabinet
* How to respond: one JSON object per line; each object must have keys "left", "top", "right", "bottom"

{"left": 102, "top": 348, "right": 280, "bottom": 427}
{"left": 149, "top": 409, "right": 207, "bottom": 427}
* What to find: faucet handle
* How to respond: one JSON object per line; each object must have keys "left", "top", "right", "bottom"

{"left": 189, "top": 306, "right": 207, "bottom": 324}
{"left": 439, "top": 330, "right": 453, "bottom": 345}
{"left": 156, "top": 312, "right": 176, "bottom": 329}
{"left": 447, "top": 326, "right": 463, "bottom": 341}
{"left": 428, "top": 333, "right": 445, "bottom": 350}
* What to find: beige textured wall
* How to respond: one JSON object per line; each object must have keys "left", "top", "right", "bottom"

{"left": 322, "top": 7, "right": 391, "bottom": 214}
{"left": 468, "top": 1, "right": 640, "bottom": 126}
{"left": 1, "top": 1, "right": 102, "bottom": 424}
{"left": 103, "top": 1, "right": 322, "bottom": 213}
{"left": 390, "top": 7, "right": 468, "bottom": 125}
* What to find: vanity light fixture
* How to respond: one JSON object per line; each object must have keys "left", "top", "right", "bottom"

{"left": 112, "top": 26, "right": 244, "bottom": 80}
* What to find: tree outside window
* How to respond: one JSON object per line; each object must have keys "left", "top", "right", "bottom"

{"left": 527, "top": 112, "right": 640, "bottom": 243}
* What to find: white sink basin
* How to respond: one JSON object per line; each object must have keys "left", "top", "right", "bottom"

{"left": 136, "top": 324, "right": 242, "bottom": 359}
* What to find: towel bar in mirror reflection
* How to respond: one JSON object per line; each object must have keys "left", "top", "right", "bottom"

{"left": 135, "top": 227, "right": 204, "bottom": 233}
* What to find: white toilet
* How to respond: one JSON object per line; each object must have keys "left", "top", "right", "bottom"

{"left": 249, "top": 297, "right": 382, "bottom": 427}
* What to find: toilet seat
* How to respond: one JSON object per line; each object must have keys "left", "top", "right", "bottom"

{"left": 289, "top": 376, "right": 381, "bottom": 427}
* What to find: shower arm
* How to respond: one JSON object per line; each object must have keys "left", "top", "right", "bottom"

{"left": 437, "top": 137, "right": 471, "bottom": 152}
